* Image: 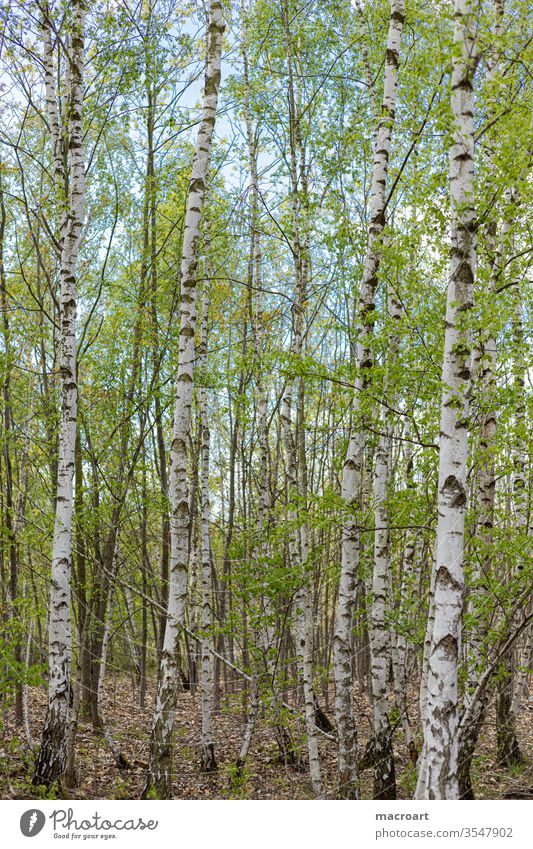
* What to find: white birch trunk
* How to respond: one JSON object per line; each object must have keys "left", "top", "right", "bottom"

{"left": 241, "top": 0, "right": 270, "bottom": 662}
{"left": 280, "top": 0, "right": 323, "bottom": 797}
{"left": 333, "top": 0, "right": 404, "bottom": 799}
{"left": 236, "top": 679, "right": 260, "bottom": 769}
{"left": 199, "top": 283, "right": 216, "bottom": 773}
{"left": 93, "top": 539, "right": 130, "bottom": 770}
{"left": 280, "top": 383, "right": 323, "bottom": 798}
{"left": 34, "top": 0, "right": 85, "bottom": 787}
{"left": 511, "top": 618, "right": 532, "bottom": 718}
{"left": 370, "top": 282, "right": 401, "bottom": 799}
{"left": 415, "top": 0, "right": 479, "bottom": 800}
{"left": 463, "top": 0, "right": 505, "bottom": 709}
{"left": 392, "top": 426, "right": 417, "bottom": 765}
{"left": 23, "top": 618, "right": 34, "bottom": 750}
{"left": 240, "top": 3, "right": 292, "bottom": 763}
{"left": 353, "top": 0, "right": 379, "bottom": 125}
{"left": 457, "top": 0, "right": 514, "bottom": 799}
{"left": 458, "top": 187, "right": 511, "bottom": 798}
{"left": 419, "top": 553, "right": 436, "bottom": 730}
{"left": 496, "top": 274, "right": 530, "bottom": 766}
{"left": 144, "top": 0, "right": 223, "bottom": 799}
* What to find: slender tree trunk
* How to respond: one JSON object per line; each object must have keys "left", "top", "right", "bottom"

{"left": 458, "top": 121, "right": 511, "bottom": 798}
{"left": 140, "top": 450, "right": 149, "bottom": 710}
{"left": 85, "top": 152, "right": 148, "bottom": 728}
{"left": 74, "top": 426, "right": 91, "bottom": 715}
{"left": 94, "top": 554, "right": 130, "bottom": 770}
{"left": 23, "top": 617, "right": 34, "bottom": 749}
{"left": 215, "top": 330, "right": 246, "bottom": 703}
{"left": 392, "top": 424, "right": 418, "bottom": 766}
{"left": 198, "top": 279, "right": 216, "bottom": 773}
{"left": 280, "top": 0, "right": 323, "bottom": 798}
{"left": 34, "top": 0, "right": 85, "bottom": 787}
{"left": 0, "top": 167, "right": 23, "bottom": 725}
{"left": 415, "top": 0, "right": 478, "bottom": 800}
{"left": 333, "top": 0, "right": 404, "bottom": 799}
{"left": 496, "top": 277, "right": 529, "bottom": 767}
{"left": 370, "top": 281, "right": 401, "bottom": 800}
{"left": 141, "top": 20, "right": 170, "bottom": 664}
{"left": 239, "top": 0, "right": 294, "bottom": 766}
{"left": 143, "top": 0, "right": 224, "bottom": 799}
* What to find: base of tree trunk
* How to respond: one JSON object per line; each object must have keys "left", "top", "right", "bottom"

{"left": 458, "top": 696, "right": 489, "bottom": 800}
{"left": 200, "top": 742, "right": 217, "bottom": 773}
{"left": 313, "top": 692, "right": 334, "bottom": 734}
{"left": 497, "top": 733, "right": 524, "bottom": 768}
{"left": 274, "top": 725, "right": 299, "bottom": 767}
{"left": 457, "top": 761, "right": 475, "bottom": 800}
{"left": 337, "top": 769, "right": 360, "bottom": 800}
{"left": 33, "top": 705, "right": 69, "bottom": 789}
{"left": 142, "top": 739, "right": 173, "bottom": 799}
{"left": 63, "top": 762, "right": 82, "bottom": 791}
{"left": 496, "top": 681, "right": 525, "bottom": 768}
{"left": 407, "top": 740, "right": 419, "bottom": 767}
{"left": 78, "top": 698, "right": 92, "bottom": 720}
{"left": 359, "top": 732, "right": 396, "bottom": 800}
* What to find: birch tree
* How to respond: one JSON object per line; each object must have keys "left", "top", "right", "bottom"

{"left": 0, "top": 165, "right": 23, "bottom": 727}
{"left": 143, "top": 0, "right": 224, "bottom": 799}
{"left": 236, "top": 0, "right": 294, "bottom": 766}
{"left": 333, "top": 0, "right": 404, "bottom": 800}
{"left": 456, "top": 1, "right": 509, "bottom": 798}
{"left": 279, "top": 0, "right": 324, "bottom": 799}
{"left": 0, "top": 0, "right": 530, "bottom": 805}
{"left": 33, "top": 0, "right": 86, "bottom": 788}
{"left": 370, "top": 279, "right": 401, "bottom": 800}
{"left": 495, "top": 278, "right": 531, "bottom": 768}
{"left": 415, "top": 0, "right": 479, "bottom": 800}
{"left": 198, "top": 277, "right": 216, "bottom": 773}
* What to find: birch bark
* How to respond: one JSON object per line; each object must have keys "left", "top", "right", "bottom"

{"left": 458, "top": 179, "right": 511, "bottom": 797}
{"left": 34, "top": 0, "right": 85, "bottom": 787}
{"left": 457, "top": 228, "right": 501, "bottom": 797}
{"left": 496, "top": 279, "right": 529, "bottom": 767}
{"left": 333, "top": 0, "right": 404, "bottom": 799}
{"left": 415, "top": 0, "right": 479, "bottom": 800}
{"left": 391, "top": 420, "right": 419, "bottom": 767}
{"left": 494, "top": 111, "right": 533, "bottom": 760}
{"left": 144, "top": 0, "right": 223, "bottom": 799}
{"left": 370, "top": 281, "right": 401, "bottom": 799}
{"left": 280, "top": 0, "right": 323, "bottom": 797}
{"left": 198, "top": 281, "right": 216, "bottom": 773}
{"left": 239, "top": 2, "right": 294, "bottom": 764}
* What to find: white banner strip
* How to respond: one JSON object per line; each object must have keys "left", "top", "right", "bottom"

{"left": 2, "top": 799, "right": 532, "bottom": 849}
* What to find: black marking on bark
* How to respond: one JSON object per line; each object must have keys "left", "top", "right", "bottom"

{"left": 442, "top": 474, "right": 467, "bottom": 507}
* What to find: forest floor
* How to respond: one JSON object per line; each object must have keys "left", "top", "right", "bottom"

{"left": 1, "top": 679, "right": 532, "bottom": 800}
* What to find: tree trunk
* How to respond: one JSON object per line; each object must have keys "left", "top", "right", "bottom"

{"left": 370, "top": 281, "right": 401, "bottom": 800}
{"left": 415, "top": 0, "right": 478, "bottom": 800}
{"left": 143, "top": 0, "right": 224, "bottom": 799}
{"left": 333, "top": 0, "right": 404, "bottom": 799}
{"left": 280, "top": 0, "right": 323, "bottom": 798}
{"left": 392, "top": 425, "right": 418, "bottom": 766}
{"left": 34, "top": 0, "right": 85, "bottom": 788}
{"left": 199, "top": 280, "right": 216, "bottom": 773}
{"left": 0, "top": 166, "right": 23, "bottom": 725}
{"left": 496, "top": 277, "right": 529, "bottom": 767}
{"left": 458, "top": 101, "right": 510, "bottom": 799}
